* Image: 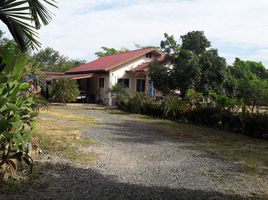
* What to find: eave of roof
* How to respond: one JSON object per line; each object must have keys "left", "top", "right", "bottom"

{"left": 130, "top": 55, "right": 166, "bottom": 73}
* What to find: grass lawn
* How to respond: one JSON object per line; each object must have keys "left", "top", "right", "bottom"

{"left": 31, "top": 105, "right": 98, "bottom": 164}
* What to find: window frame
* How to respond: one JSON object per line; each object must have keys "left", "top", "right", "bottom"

{"left": 99, "top": 77, "right": 104, "bottom": 89}
{"left": 136, "top": 79, "right": 146, "bottom": 92}
{"left": 117, "top": 78, "right": 130, "bottom": 88}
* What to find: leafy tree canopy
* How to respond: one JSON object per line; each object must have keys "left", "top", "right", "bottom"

{"left": 32, "top": 47, "right": 86, "bottom": 72}
{"left": 95, "top": 46, "right": 129, "bottom": 58}
{"left": 181, "top": 31, "right": 211, "bottom": 56}
{"left": 151, "top": 31, "right": 227, "bottom": 96}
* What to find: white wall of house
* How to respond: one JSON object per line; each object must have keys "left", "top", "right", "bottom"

{"left": 106, "top": 55, "right": 155, "bottom": 105}
{"left": 86, "top": 54, "right": 157, "bottom": 106}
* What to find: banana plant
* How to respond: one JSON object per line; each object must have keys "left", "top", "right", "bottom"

{"left": 0, "top": 43, "right": 37, "bottom": 181}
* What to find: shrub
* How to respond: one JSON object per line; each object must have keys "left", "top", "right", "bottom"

{"left": 242, "top": 114, "right": 268, "bottom": 138}
{"left": 162, "top": 95, "right": 185, "bottom": 119}
{"left": 51, "top": 77, "right": 79, "bottom": 104}
{"left": 186, "top": 107, "right": 220, "bottom": 126}
{"left": 129, "top": 93, "right": 150, "bottom": 113}
{"left": 0, "top": 43, "right": 37, "bottom": 181}
{"left": 143, "top": 100, "right": 163, "bottom": 117}
{"left": 185, "top": 88, "right": 203, "bottom": 108}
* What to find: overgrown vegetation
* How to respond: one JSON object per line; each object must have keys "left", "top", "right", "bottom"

{"left": 150, "top": 31, "right": 268, "bottom": 113}
{"left": 0, "top": 44, "right": 38, "bottom": 181}
{"left": 33, "top": 106, "right": 98, "bottom": 164}
{"left": 0, "top": 0, "right": 55, "bottom": 182}
{"left": 117, "top": 90, "right": 268, "bottom": 139}
{"left": 50, "top": 77, "right": 80, "bottom": 104}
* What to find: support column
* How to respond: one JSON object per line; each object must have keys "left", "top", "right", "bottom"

{"left": 108, "top": 73, "right": 112, "bottom": 106}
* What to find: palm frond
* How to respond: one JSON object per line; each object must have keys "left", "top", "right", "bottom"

{"left": 0, "top": 0, "right": 57, "bottom": 51}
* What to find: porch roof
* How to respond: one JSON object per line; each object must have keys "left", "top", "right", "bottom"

{"left": 66, "top": 73, "right": 95, "bottom": 80}
{"left": 45, "top": 72, "right": 95, "bottom": 80}
{"left": 129, "top": 55, "right": 165, "bottom": 73}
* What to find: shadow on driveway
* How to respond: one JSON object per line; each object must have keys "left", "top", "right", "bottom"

{"left": 0, "top": 162, "right": 261, "bottom": 200}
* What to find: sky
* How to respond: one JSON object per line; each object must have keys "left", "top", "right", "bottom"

{"left": 1, "top": 0, "right": 268, "bottom": 66}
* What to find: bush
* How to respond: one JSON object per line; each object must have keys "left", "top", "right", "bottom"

{"left": 0, "top": 43, "right": 37, "bottom": 181}
{"left": 115, "top": 92, "right": 268, "bottom": 140}
{"left": 129, "top": 93, "right": 150, "bottom": 113}
{"left": 51, "top": 77, "right": 79, "bottom": 104}
{"left": 186, "top": 107, "right": 220, "bottom": 126}
{"left": 143, "top": 99, "right": 163, "bottom": 117}
{"left": 242, "top": 114, "right": 268, "bottom": 138}
{"left": 111, "top": 83, "right": 129, "bottom": 107}
{"left": 162, "top": 95, "right": 185, "bottom": 119}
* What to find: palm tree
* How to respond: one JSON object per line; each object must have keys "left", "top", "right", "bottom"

{"left": 0, "top": 0, "right": 57, "bottom": 51}
{"left": 111, "top": 83, "right": 129, "bottom": 105}
{"left": 51, "top": 77, "right": 79, "bottom": 104}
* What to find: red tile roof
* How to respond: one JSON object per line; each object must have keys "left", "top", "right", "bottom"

{"left": 66, "top": 48, "right": 163, "bottom": 74}
{"left": 45, "top": 72, "right": 64, "bottom": 80}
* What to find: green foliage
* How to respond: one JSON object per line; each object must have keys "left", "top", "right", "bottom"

{"left": 160, "top": 33, "right": 180, "bottom": 59}
{"left": 95, "top": 47, "right": 129, "bottom": 58}
{"left": 51, "top": 77, "right": 79, "bottom": 104}
{"left": 181, "top": 31, "right": 211, "bottom": 55}
{"left": 0, "top": 0, "right": 57, "bottom": 51}
{"left": 162, "top": 95, "right": 184, "bottom": 118}
{"left": 226, "top": 58, "right": 268, "bottom": 113}
{"left": 185, "top": 89, "right": 203, "bottom": 108}
{"left": 173, "top": 49, "right": 201, "bottom": 95}
{"left": 149, "top": 63, "right": 174, "bottom": 94}
{"left": 129, "top": 93, "right": 151, "bottom": 113}
{"left": 151, "top": 31, "right": 227, "bottom": 96}
{"left": 0, "top": 43, "right": 37, "bottom": 181}
{"left": 198, "top": 49, "right": 227, "bottom": 94}
{"left": 209, "top": 92, "right": 239, "bottom": 112}
{"left": 32, "top": 47, "right": 86, "bottom": 72}
{"left": 117, "top": 91, "right": 268, "bottom": 139}
{"left": 111, "top": 83, "right": 129, "bottom": 106}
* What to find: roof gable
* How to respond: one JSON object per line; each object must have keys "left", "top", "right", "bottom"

{"left": 66, "top": 48, "right": 163, "bottom": 74}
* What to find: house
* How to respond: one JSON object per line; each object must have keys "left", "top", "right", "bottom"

{"left": 46, "top": 48, "right": 165, "bottom": 106}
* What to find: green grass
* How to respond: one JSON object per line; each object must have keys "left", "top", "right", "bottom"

{"left": 32, "top": 106, "right": 98, "bottom": 164}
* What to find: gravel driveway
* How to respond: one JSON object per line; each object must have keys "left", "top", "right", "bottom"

{"left": 1, "top": 105, "right": 265, "bottom": 200}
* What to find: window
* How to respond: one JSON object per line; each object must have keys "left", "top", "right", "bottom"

{"left": 136, "top": 79, "right": 146, "bottom": 92}
{"left": 99, "top": 77, "right": 104, "bottom": 88}
{"left": 146, "top": 52, "right": 152, "bottom": 58}
{"left": 117, "top": 78, "right": 129, "bottom": 88}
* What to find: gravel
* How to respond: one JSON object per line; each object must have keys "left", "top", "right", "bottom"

{"left": 0, "top": 105, "right": 265, "bottom": 200}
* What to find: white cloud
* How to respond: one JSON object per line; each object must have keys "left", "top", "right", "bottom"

{"left": 1, "top": 0, "right": 268, "bottom": 65}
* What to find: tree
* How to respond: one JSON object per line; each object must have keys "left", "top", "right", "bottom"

{"left": 32, "top": 47, "right": 86, "bottom": 72}
{"left": 111, "top": 83, "right": 129, "bottom": 106}
{"left": 51, "top": 78, "right": 80, "bottom": 104}
{"left": 95, "top": 47, "right": 129, "bottom": 58}
{"left": 226, "top": 58, "right": 268, "bottom": 113}
{"left": 181, "top": 31, "right": 211, "bottom": 56}
{"left": 198, "top": 48, "right": 227, "bottom": 94}
{"left": 172, "top": 49, "right": 201, "bottom": 95}
{"left": 0, "top": 0, "right": 57, "bottom": 51}
{"left": 150, "top": 31, "right": 227, "bottom": 96}
{"left": 32, "top": 47, "right": 64, "bottom": 68}
{"left": 160, "top": 33, "right": 180, "bottom": 59}
{"left": 149, "top": 63, "right": 174, "bottom": 94}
